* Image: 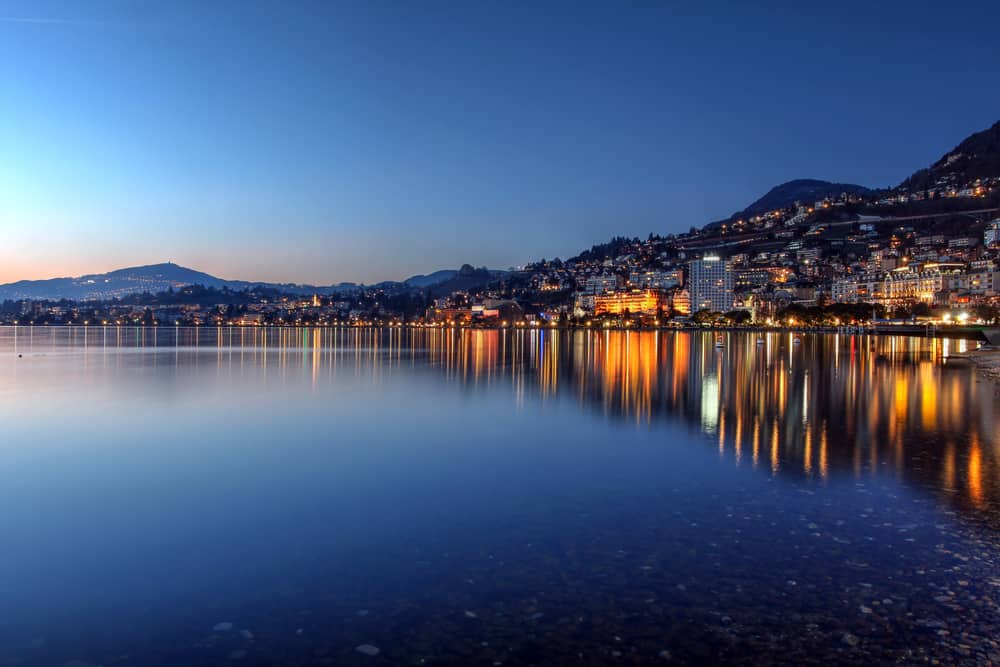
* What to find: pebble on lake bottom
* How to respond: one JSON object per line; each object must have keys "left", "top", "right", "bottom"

{"left": 355, "top": 643, "right": 381, "bottom": 657}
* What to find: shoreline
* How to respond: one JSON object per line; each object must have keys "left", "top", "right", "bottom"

{"left": 949, "top": 347, "right": 1000, "bottom": 384}
{"left": 0, "top": 322, "right": 991, "bottom": 343}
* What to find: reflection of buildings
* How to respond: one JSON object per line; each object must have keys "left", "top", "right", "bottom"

{"left": 26, "top": 326, "right": 998, "bottom": 523}
{"left": 424, "top": 328, "right": 997, "bottom": 519}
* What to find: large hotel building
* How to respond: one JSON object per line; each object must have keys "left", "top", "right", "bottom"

{"left": 688, "top": 256, "right": 734, "bottom": 313}
{"left": 593, "top": 289, "right": 663, "bottom": 315}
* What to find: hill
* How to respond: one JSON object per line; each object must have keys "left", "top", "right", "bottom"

{"left": 899, "top": 120, "right": 1000, "bottom": 193}
{"left": 424, "top": 264, "right": 502, "bottom": 298}
{"left": 731, "top": 179, "right": 870, "bottom": 221}
{"left": 0, "top": 262, "right": 508, "bottom": 302}
{"left": 0, "top": 263, "right": 225, "bottom": 301}
{"left": 0, "top": 263, "right": 343, "bottom": 301}
{"left": 404, "top": 270, "right": 459, "bottom": 288}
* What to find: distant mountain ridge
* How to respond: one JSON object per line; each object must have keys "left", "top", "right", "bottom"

{"left": 0, "top": 263, "right": 224, "bottom": 301}
{"left": 403, "top": 270, "right": 459, "bottom": 288}
{"left": 0, "top": 262, "right": 499, "bottom": 302}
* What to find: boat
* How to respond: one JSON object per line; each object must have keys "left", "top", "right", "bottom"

{"left": 756, "top": 337, "right": 765, "bottom": 345}
{"left": 793, "top": 336, "right": 801, "bottom": 345}
{"left": 715, "top": 335, "right": 724, "bottom": 348}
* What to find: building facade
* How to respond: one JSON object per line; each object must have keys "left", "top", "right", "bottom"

{"left": 584, "top": 273, "right": 622, "bottom": 295}
{"left": 986, "top": 220, "right": 1000, "bottom": 248}
{"left": 593, "top": 290, "right": 663, "bottom": 315}
{"left": 629, "top": 269, "right": 682, "bottom": 290}
{"left": 688, "top": 256, "right": 734, "bottom": 313}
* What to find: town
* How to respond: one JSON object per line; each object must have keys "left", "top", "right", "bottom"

{"left": 4, "top": 213, "right": 998, "bottom": 332}
{"left": 4, "top": 122, "right": 1000, "bottom": 331}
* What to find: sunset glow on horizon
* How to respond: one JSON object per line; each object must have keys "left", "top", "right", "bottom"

{"left": 3, "top": 1, "right": 1000, "bottom": 285}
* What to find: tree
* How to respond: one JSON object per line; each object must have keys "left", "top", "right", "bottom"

{"left": 724, "top": 310, "right": 753, "bottom": 325}
{"left": 691, "top": 310, "right": 721, "bottom": 325}
{"left": 973, "top": 304, "right": 999, "bottom": 324}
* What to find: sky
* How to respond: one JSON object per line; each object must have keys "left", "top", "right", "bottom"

{"left": 2, "top": 1, "right": 1000, "bottom": 285}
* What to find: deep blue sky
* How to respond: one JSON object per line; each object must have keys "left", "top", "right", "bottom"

{"left": 3, "top": 1, "right": 999, "bottom": 284}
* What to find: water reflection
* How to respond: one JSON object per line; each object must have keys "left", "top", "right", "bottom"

{"left": 430, "top": 328, "right": 997, "bottom": 518}
{"left": 4, "top": 326, "right": 1000, "bottom": 666}
{"left": 3, "top": 326, "right": 996, "bottom": 519}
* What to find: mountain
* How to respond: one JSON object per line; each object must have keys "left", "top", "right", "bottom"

{"left": 0, "top": 262, "right": 347, "bottom": 301}
{"left": 0, "top": 263, "right": 223, "bottom": 301}
{"left": 424, "top": 264, "right": 505, "bottom": 298}
{"left": 712, "top": 121, "right": 1000, "bottom": 228}
{"left": 899, "top": 120, "right": 1000, "bottom": 193}
{"left": 404, "top": 269, "right": 459, "bottom": 288}
{"left": 0, "top": 262, "right": 508, "bottom": 302}
{"left": 731, "top": 179, "right": 871, "bottom": 221}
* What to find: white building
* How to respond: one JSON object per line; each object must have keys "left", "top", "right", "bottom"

{"left": 629, "top": 269, "right": 682, "bottom": 290}
{"left": 688, "top": 256, "right": 734, "bottom": 313}
{"left": 830, "top": 274, "right": 884, "bottom": 304}
{"left": 952, "top": 269, "right": 1000, "bottom": 300}
{"left": 986, "top": 220, "right": 1000, "bottom": 248}
{"left": 830, "top": 263, "right": 966, "bottom": 306}
{"left": 583, "top": 273, "right": 622, "bottom": 295}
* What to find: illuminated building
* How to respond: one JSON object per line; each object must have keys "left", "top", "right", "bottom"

{"left": 593, "top": 289, "right": 663, "bottom": 315}
{"left": 688, "top": 256, "right": 734, "bottom": 312}
{"left": 427, "top": 307, "right": 474, "bottom": 323}
{"left": 735, "top": 266, "right": 788, "bottom": 288}
{"left": 882, "top": 263, "right": 964, "bottom": 305}
{"left": 574, "top": 293, "right": 596, "bottom": 314}
{"left": 831, "top": 263, "right": 968, "bottom": 307}
{"left": 584, "top": 274, "right": 622, "bottom": 295}
{"left": 986, "top": 220, "right": 1000, "bottom": 248}
{"left": 830, "top": 273, "right": 884, "bottom": 304}
{"left": 947, "top": 236, "right": 977, "bottom": 249}
{"left": 952, "top": 269, "right": 1000, "bottom": 300}
{"left": 471, "top": 305, "right": 500, "bottom": 318}
{"left": 629, "top": 269, "right": 682, "bottom": 290}
{"left": 671, "top": 288, "right": 691, "bottom": 315}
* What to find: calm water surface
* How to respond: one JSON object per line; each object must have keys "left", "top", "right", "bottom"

{"left": 2, "top": 326, "right": 999, "bottom": 666}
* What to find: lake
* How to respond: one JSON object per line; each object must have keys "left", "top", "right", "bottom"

{"left": 1, "top": 326, "right": 999, "bottom": 666}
